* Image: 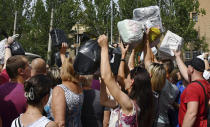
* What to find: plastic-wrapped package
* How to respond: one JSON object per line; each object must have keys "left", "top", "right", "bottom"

{"left": 10, "top": 41, "right": 25, "bottom": 56}
{"left": 0, "top": 39, "right": 7, "bottom": 64}
{"left": 50, "top": 29, "right": 68, "bottom": 48}
{"left": 133, "top": 6, "right": 163, "bottom": 32}
{"left": 159, "top": 30, "right": 183, "bottom": 56}
{"left": 74, "top": 40, "right": 101, "bottom": 75}
{"left": 117, "top": 19, "right": 145, "bottom": 44}
{"left": 0, "top": 34, "right": 20, "bottom": 64}
{"left": 109, "top": 46, "right": 121, "bottom": 75}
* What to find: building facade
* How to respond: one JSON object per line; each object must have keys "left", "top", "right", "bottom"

{"left": 194, "top": 0, "right": 210, "bottom": 51}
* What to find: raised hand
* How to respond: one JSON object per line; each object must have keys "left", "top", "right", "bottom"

{"left": 98, "top": 35, "right": 108, "bottom": 48}
{"left": 6, "top": 37, "right": 14, "bottom": 46}
{"left": 60, "top": 42, "right": 68, "bottom": 54}
{"left": 173, "top": 50, "right": 181, "bottom": 57}
{"left": 118, "top": 42, "right": 129, "bottom": 56}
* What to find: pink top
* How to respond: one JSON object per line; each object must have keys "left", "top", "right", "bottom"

{"left": 109, "top": 101, "right": 139, "bottom": 127}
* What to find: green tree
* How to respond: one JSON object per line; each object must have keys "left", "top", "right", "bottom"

{"left": 20, "top": 0, "right": 50, "bottom": 59}
{"left": 79, "top": 0, "right": 119, "bottom": 41}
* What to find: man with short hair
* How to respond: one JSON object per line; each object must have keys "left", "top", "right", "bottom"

{"left": 174, "top": 51, "right": 210, "bottom": 127}
{"left": 31, "top": 58, "right": 47, "bottom": 76}
{"left": 0, "top": 55, "right": 31, "bottom": 127}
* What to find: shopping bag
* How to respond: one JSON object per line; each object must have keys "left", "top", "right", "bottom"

{"left": 50, "top": 29, "right": 68, "bottom": 48}
{"left": 10, "top": 41, "right": 25, "bottom": 56}
{"left": 74, "top": 40, "right": 101, "bottom": 75}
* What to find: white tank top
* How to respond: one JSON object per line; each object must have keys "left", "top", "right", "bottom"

{"left": 11, "top": 115, "right": 51, "bottom": 127}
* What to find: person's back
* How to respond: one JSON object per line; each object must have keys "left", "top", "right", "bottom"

{"left": 157, "top": 79, "right": 179, "bottom": 126}
{"left": 57, "top": 84, "right": 84, "bottom": 127}
{"left": 11, "top": 115, "right": 51, "bottom": 127}
{"left": 0, "top": 82, "right": 27, "bottom": 127}
{"left": 81, "top": 89, "right": 104, "bottom": 127}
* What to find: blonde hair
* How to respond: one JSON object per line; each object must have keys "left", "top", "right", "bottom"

{"left": 60, "top": 58, "right": 79, "bottom": 83}
{"left": 79, "top": 75, "right": 93, "bottom": 87}
{"left": 148, "top": 63, "right": 166, "bottom": 92}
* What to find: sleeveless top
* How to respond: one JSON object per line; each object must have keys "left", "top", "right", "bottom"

{"left": 11, "top": 115, "right": 51, "bottom": 127}
{"left": 57, "top": 84, "right": 84, "bottom": 127}
{"left": 109, "top": 101, "right": 139, "bottom": 127}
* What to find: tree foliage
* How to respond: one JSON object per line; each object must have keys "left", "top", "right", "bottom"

{"left": 0, "top": 0, "right": 208, "bottom": 60}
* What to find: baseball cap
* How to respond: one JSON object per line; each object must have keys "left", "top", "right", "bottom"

{"left": 189, "top": 58, "right": 205, "bottom": 72}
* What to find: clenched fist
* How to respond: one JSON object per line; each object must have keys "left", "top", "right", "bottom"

{"left": 98, "top": 35, "right": 108, "bottom": 48}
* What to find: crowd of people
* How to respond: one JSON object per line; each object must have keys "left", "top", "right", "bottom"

{"left": 0, "top": 28, "right": 209, "bottom": 127}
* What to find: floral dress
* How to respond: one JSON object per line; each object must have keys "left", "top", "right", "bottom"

{"left": 109, "top": 101, "right": 139, "bottom": 127}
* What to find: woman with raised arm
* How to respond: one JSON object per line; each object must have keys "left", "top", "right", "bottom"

{"left": 11, "top": 74, "right": 58, "bottom": 127}
{"left": 51, "top": 43, "right": 84, "bottom": 127}
{"left": 98, "top": 35, "right": 154, "bottom": 127}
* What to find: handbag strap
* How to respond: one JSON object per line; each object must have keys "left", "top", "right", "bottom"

{"left": 192, "top": 80, "right": 209, "bottom": 118}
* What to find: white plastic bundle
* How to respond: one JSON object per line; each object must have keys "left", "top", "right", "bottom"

{"left": 159, "top": 30, "right": 183, "bottom": 56}
{"left": 133, "top": 6, "right": 163, "bottom": 32}
{"left": 0, "top": 34, "right": 19, "bottom": 64}
{"left": 0, "top": 39, "right": 7, "bottom": 64}
{"left": 117, "top": 19, "right": 144, "bottom": 44}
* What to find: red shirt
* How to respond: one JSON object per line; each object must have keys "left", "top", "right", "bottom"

{"left": 0, "top": 69, "right": 9, "bottom": 85}
{"left": 179, "top": 80, "right": 210, "bottom": 127}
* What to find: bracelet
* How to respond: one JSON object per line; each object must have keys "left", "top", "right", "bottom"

{"left": 204, "top": 58, "right": 208, "bottom": 60}
{"left": 120, "top": 59, "right": 126, "bottom": 62}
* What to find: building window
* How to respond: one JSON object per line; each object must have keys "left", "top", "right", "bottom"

{"left": 192, "top": 13, "right": 198, "bottom": 22}
{"left": 185, "top": 51, "right": 191, "bottom": 60}
{"left": 193, "top": 51, "right": 201, "bottom": 58}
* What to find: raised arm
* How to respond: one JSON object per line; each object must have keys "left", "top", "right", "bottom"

{"left": 144, "top": 29, "right": 152, "bottom": 70}
{"left": 3, "top": 37, "right": 14, "bottom": 69}
{"left": 174, "top": 50, "right": 189, "bottom": 82}
{"left": 98, "top": 35, "right": 133, "bottom": 115}
{"left": 60, "top": 42, "right": 68, "bottom": 64}
{"left": 100, "top": 79, "right": 118, "bottom": 108}
{"left": 117, "top": 42, "right": 129, "bottom": 88}
{"left": 128, "top": 49, "right": 135, "bottom": 71}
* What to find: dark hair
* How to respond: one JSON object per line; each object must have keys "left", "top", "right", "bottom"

{"left": 24, "top": 74, "right": 52, "bottom": 106}
{"left": 162, "top": 59, "right": 174, "bottom": 74}
{"left": 130, "top": 67, "right": 153, "bottom": 127}
{"left": 6, "top": 55, "right": 28, "bottom": 79}
{"left": 169, "top": 69, "right": 179, "bottom": 84}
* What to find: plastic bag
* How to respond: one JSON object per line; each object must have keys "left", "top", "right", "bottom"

{"left": 117, "top": 19, "right": 145, "bottom": 44}
{"left": 10, "top": 41, "right": 25, "bottom": 56}
{"left": 74, "top": 40, "right": 101, "bottom": 75}
{"left": 133, "top": 6, "right": 163, "bottom": 32}
{"left": 0, "top": 39, "right": 7, "bottom": 64}
{"left": 50, "top": 29, "right": 68, "bottom": 48}
{"left": 109, "top": 47, "right": 121, "bottom": 75}
{"left": 159, "top": 30, "right": 183, "bottom": 56}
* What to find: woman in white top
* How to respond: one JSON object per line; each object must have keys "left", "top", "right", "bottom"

{"left": 11, "top": 74, "right": 58, "bottom": 127}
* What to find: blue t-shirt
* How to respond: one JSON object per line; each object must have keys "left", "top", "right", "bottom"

{"left": 176, "top": 81, "right": 185, "bottom": 104}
